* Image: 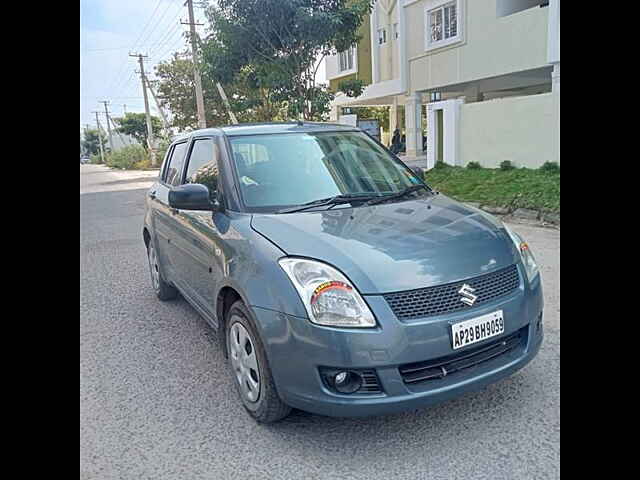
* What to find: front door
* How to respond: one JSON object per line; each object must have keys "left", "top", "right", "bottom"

{"left": 170, "top": 136, "right": 224, "bottom": 319}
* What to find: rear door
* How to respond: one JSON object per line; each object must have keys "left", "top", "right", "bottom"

{"left": 150, "top": 140, "right": 190, "bottom": 280}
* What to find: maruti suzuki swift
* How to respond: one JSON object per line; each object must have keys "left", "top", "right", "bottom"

{"left": 143, "top": 122, "right": 543, "bottom": 423}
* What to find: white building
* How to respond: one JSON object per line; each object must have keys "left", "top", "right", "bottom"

{"left": 325, "top": 0, "right": 560, "bottom": 169}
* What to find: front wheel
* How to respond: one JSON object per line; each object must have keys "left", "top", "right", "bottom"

{"left": 225, "top": 300, "right": 291, "bottom": 423}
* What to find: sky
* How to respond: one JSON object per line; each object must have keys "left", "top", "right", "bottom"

{"left": 80, "top": 0, "right": 326, "bottom": 134}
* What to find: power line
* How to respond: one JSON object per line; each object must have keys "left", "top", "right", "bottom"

{"left": 137, "top": 1, "right": 180, "bottom": 50}
{"left": 104, "top": 0, "right": 169, "bottom": 99}
{"left": 149, "top": 19, "right": 184, "bottom": 58}
{"left": 129, "top": 0, "right": 164, "bottom": 54}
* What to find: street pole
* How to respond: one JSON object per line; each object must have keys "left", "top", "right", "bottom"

{"left": 216, "top": 82, "right": 238, "bottom": 125}
{"left": 100, "top": 100, "right": 115, "bottom": 154}
{"left": 107, "top": 114, "right": 128, "bottom": 147}
{"left": 145, "top": 77, "right": 170, "bottom": 132}
{"left": 130, "top": 53, "right": 157, "bottom": 166}
{"left": 93, "top": 111, "right": 105, "bottom": 164}
{"left": 183, "top": 0, "right": 207, "bottom": 129}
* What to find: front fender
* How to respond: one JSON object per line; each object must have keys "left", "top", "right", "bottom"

{"left": 216, "top": 212, "right": 308, "bottom": 319}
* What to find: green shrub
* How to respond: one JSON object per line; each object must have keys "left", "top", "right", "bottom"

{"left": 539, "top": 161, "right": 560, "bottom": 173}
{"left": 106, "top": 145, "right": 149, "bottom": 170}
{"left": 467, "top": 161, "right": 482, "bottom": 170}
{"left": 90, "top": 153, "right": 102, "bottom": 164}
{"left": 434, "top": 160, "right": 448, "bottom": 170}
{"left": 133, "top": 158, "right": 152, "bottom": 170}
{"left": 499, "top": 160, "right": 515, "bottom": 171}
{"left": 155, "top": 138, "right": 171, "bottom": 164}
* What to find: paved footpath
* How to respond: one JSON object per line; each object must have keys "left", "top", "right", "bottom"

{"left": 80, "top": 164, "right": 559, "bottom": 480}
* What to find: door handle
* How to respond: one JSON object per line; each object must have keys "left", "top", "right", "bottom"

{"left": 170, "top": 208, "right": 179, "bottom": 215}
{"left": 148, "top": 191, "right": 157, "bottom": 200}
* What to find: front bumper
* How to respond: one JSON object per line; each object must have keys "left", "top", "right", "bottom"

{"left": 251, "top": 271, "right": 543, "bottom": 418}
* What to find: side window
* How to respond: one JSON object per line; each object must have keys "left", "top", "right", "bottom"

{"left": 165, "top": 142, "right": 189, "bottom": 186}
{"left": 184, "top": 138, "right": 219, "bottom": 199}
{"left": 160, "top": 146, "right": 174, "bottom": 182}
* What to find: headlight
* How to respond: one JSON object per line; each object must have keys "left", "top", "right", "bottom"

{"left": 278, "top": 258, "right": 376, "bottom": 328}
{"left": 503, "top": 224, "right": 539, "bottom": 282}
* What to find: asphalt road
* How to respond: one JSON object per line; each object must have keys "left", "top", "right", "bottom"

{"left": 80, "top": 164, "right": 560, "bottom": 480}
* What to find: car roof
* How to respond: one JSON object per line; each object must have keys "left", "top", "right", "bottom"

{"left": 171, "top": 121, "right": 360, "bottom": 143}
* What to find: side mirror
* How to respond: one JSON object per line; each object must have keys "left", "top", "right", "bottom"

{"left": 168, "top": 184, "right": 217, "bottom": 211}
{"left": 409, "top": 166, "right": 425, "bottom": 178}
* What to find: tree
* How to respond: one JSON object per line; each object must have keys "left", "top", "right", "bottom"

{"left": 203, "top": 0, "right": 373, "bottom": 121}
{"left": 81, "top": 129, "right": 106, "bottom": 156}
{"left": 154, "top": 53, "right": 283, "bottom": 130}
{"left": 114, "top": 112, "right": 162, "bottom": 148}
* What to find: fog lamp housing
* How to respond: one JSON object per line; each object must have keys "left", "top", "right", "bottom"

{"left": 321, "top": 369, "right": 363, "bottom": 394}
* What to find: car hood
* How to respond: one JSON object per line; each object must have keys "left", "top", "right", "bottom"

{"left": 251, "top": 195, "right": 519, "bottom": 294}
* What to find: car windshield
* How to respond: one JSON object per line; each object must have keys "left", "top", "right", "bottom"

{"left": 228, "top": 131, "right": 426, "bottom": 211}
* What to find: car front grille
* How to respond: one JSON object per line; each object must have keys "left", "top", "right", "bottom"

{"left": 383, "top": 264, "right": 520, "bottom": 320}
{"left": 398, "top": 327, "right": 527, "bottom": 385}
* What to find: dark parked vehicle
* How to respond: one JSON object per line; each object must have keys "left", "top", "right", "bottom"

{"left": 143, "top": 122, "right": 543, "bottom": 423}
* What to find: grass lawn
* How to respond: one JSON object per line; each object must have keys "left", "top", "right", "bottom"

{"left": 424, "top": 164, "right": 560, "bottom": 213}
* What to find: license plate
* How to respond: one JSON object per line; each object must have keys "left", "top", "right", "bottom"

{"left": 451, "top": 310, "right": 504, "bottom": 350}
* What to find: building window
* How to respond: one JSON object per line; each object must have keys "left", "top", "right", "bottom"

{"left": 378, "top": 27, "right": 387, "bottom": 45}
{"left": 425, "top": 0, "right": 461, "bottom": 51}
{"left": 338, "top": 47, "right": 355, "bottom": 72}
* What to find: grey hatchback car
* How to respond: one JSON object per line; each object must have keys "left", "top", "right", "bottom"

{"left": 143, "top": 122, "right": 543, "bottom": 423}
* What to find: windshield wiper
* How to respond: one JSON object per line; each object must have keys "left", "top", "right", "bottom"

{"left": 276, "top": 193, "right": 378, "bottom": 214}
{"left": 365, "top": 184, "right": 431, "bottom": 206}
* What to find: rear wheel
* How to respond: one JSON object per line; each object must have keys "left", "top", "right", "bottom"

{"left": 147, "top": 241, "right": 177, "bottom": 301}
{"left": 225, "top": 300, "right": 291, "bottom": 423}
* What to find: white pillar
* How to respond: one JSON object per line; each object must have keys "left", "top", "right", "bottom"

{"left": 551, "top": 63, "right": 560, "bottom": 93}
{"left": 389, "top": 97, "right": 398, "bottom": 141}
{"left": 426, "top": 103, "right": 436, "bottom": 169}
{"left": 405, "top": 92, "right": 423, "bottom": 157}
{"left": 370, "top": 5, "right": 379, "bottom": 84}
{"left": 547, "top": 0, "right": 560, "bottom": 93}
{"left": 329, "top": 104, "right": 339, "bottom": 122}
{"left": 426, "top": 98, "right": 463, "bottom": 168}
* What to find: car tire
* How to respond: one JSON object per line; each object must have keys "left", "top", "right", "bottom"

{"left": 147, "top": 241, "right": 178, "bottom": 301}
{"left": 225, "top": 300, "right": 291, "bottom": 423}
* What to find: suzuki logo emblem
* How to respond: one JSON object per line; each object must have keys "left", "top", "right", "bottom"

{"left": 458, "top": 284, "right": 477, "bottom": 306}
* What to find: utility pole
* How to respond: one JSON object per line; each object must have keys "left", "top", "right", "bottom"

{"left": 92, "top": 111, "right": 105, "bottom": 164}
{"left": 130, "top": 53, "right": 157, "bottom": 166}
{"left": 107, "top": 114, "right": 128, "bottom": 148}
{"left": 145, "top": 78, "right": 170, "bottom": 132}
{"left": 182, "top": 0, "right": 207, "bottom": 129}
{"left": 100, "top": 100, "right": 114, "bottom": 154}
{"left": 216, "top": 83, "right": 238, "bottom": 125}
{"left": 122, "top": 104, "right": 127, "bottom": 114}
